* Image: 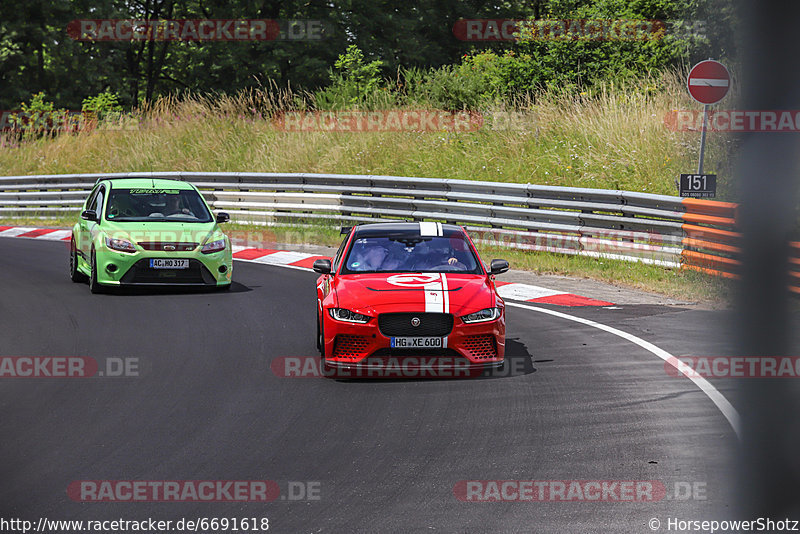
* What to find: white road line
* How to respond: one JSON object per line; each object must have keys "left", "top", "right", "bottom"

{"left": 507, "top": 301, "right": 741, "bottom": 439}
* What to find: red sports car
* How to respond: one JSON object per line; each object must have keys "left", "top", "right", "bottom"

{"left": 313, "top": 222, "right": 509, "bottom": 377}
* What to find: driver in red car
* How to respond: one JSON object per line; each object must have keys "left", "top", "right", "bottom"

{"left": 348, "top": 240, "right": 389, "bottom": 271}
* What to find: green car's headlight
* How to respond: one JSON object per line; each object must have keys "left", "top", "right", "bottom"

{"left": 105, "top": 236, "right": 136, "bottom": 253}
{"left": 201, "top": 239, "right": 226, "bottom": 254}
{"left": 461, "top": 307, "right": 502, "bottom": 324}
{"left": 329, "top": 308, "right": 371, "bottom": 323}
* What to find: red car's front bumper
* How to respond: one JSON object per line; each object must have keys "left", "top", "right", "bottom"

{"left": 321, "top": 310, "right": 505, "bottom": 375}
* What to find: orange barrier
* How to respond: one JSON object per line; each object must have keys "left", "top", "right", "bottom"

{"left": 681, "top": 212, "right": 737, "bottom": 227}
{"left": 682, "top": 237, "right": 740, "bottom": 256}
{"left": 683, "top": 264, "right": 740, "bottom": 280}
{"left": 680, "top": 198, "right": 800, "bottom": 294}
{"left": 681, "top": 198, "right": 737, "bottom": 217}
{"left": 682, "top": 249, "right": 740, "bottom": 273}
{"left": 682, "top": 223, "right": 739, "bottom": 244}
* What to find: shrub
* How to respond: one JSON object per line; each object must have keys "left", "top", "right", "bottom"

{"left": 313, "top": 45, "right": 391, "bottom": 109}
{"left": 81, "top": 90, "right": 123, "bottom": 117}
{"left": 9, "top": 92, "right": 68, "bottom": 139}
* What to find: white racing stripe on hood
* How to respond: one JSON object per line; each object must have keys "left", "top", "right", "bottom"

{"left": 442, "top": 271, "right": 449, "bottom": 312}
{"left": 423, "top": 273, "right": 449, "bottom": 313}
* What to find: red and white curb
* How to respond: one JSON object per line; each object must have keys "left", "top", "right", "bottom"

{"left": 0, "top": 226, "right": 73, "bottom": 240}
{"left": 0, "top": 228, "right": 614, "bottom": 307}
{"left": 493, "top": 281, "right": 612, "bottom": 307}
{"left": 231, "top": 246, "right": 614, "bottom": 307}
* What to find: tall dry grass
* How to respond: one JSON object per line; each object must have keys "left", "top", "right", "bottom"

{"left": 0, "top": 71, "right": 736, "bottom": 198}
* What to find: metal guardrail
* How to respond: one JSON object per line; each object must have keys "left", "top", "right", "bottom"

{"left": 0, "top": 171, "right": 780, "bottom": 285}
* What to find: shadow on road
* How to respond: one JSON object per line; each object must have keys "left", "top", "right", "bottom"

{"left": 90, "top": 281, "right": 251, "bottom": 296}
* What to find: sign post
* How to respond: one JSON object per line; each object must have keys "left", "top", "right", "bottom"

{"left": 686, "top": 59, "right": 731, "bottom": 174}
{"left": 697, "top": 104, "right": 710, "bottom": 174}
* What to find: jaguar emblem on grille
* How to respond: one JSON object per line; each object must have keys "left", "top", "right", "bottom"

{"left": 411, "top": 317, "right": 421, "bottom": 327}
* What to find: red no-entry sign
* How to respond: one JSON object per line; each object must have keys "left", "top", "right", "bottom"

{"left": 687, "top": 60, "right": 731, "bottom": 105}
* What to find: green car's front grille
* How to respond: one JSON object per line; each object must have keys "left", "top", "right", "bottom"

{"left": 119, "top": 259, "right": 217, "bottom": 285}
{"left": 137, "top": 242, "right": 199, "bottom": 252}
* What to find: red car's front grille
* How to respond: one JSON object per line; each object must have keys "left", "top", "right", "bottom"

{"left": 462, "top": 335, "right": 497, "bottom": 360}
{"left": 332, "top": 335, "right": 372, "bottom": 360}
{"left": 138, "top": 242, "right": 198, "bottom": 252}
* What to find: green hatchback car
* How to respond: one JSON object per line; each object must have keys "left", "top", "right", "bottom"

{"left": 69, "top": 177, "right": 233, "bottom": 293}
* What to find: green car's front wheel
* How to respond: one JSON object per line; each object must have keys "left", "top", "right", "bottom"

{"left": 69, "top": 239, "right": 88, "bottom": 283}
{"left": 89, "top": 250, "right": 104, "bottom": 294}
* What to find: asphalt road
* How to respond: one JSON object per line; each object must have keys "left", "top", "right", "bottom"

{"left": 0, "top": 237, "right": 739, "bottom": 533}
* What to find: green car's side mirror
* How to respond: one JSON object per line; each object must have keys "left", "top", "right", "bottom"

{"left": 81, "top": 210, "right": 98, "bottom": 222}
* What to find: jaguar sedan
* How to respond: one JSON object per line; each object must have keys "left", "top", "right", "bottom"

{"left": 313, "top": 222, "right": 508, "bottom": 377}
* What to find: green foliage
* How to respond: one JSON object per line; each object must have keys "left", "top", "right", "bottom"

{"left": 404, "top": 51, "right": 549, "bottom": 109}
{"left": 333, "top": 46, "right": 384, "bottom": 89}
{"left": 314, "top": 45, "right": 391, "bottom": 109}
{"left": 396, "top": 0, "right": 735, "bottom": 110}
{"left": 512, "top": 0, "right": 729, "bottom": 90}
{"left": 10, "top": 92, "right": 68, "bottom": 139}
{"left": 81, "top": 90, "right": 123, "bottom": 116}
{"left": 402, "top": 64, "right": 485, "bottom": 110}
{"left": 20, "top": 92, "right": 57, "bottom": 115}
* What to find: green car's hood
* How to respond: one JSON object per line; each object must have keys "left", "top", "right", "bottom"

{"left": 100, "top": 220, "right": 223, "bottom": 245}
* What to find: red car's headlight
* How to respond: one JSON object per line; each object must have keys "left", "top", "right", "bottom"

{"left": 329, "top": 308, "right": 371, "bottom": 323}
{"left": 461, "top": 307, "right": 502, "bottom": 324}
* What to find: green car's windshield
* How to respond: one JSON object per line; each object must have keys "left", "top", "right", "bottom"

{"left": 105, "top": 188, "right": 213, "bottom": 223}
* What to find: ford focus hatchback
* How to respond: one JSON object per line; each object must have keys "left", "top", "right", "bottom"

{"left": 69, "top": 177, "right": 232, "bottom": 292}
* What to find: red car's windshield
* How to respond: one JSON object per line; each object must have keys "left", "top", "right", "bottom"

{"left": 341, "top": 235, "right": 482, "bottom": 274}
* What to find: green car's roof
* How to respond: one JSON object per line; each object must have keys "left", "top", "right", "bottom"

{"left": 99, "top": 178, "right": 197, "bottom": 190}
